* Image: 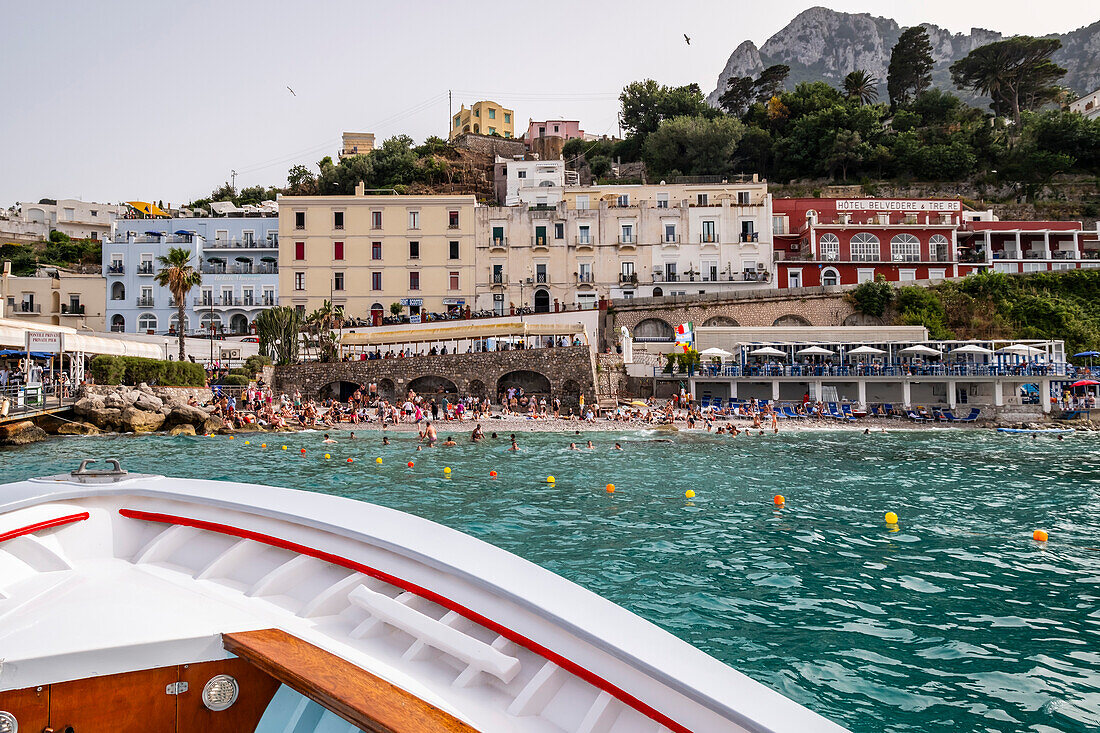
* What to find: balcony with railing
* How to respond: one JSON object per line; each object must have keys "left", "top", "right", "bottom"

{"left": 531, "top": 236, "right": 549, "bottom": 250}
{"left": 135, "top": 296, "right": 155, "bottom": 307}
{"left": 574, "top": 236, "right": 593, "bottom": 250}
{"left": 489, "top": 237, "right": 508, "bottom": 251}
{"left": 204, "top": 238, "right": 278, "bottom": 250}
{"left": 661, "top": 235, "right": 681, "bottom": 248}
{"left": 619, "top": 273, "right": 638, "bottom": 285}
{"left": 576, "top": 272, "right": 594, "bottom": 284}
{"left": 699, "top": 233, "right": 718, "bottom": 244}
{"left": 13, "top": 302, "right": 41, "bottom": 314}
{"left": 617, "top": 235, "right": 636, "bottom": 249}
{"left": 739, "top": 232, "right": 759, "bottom": 243}
{"left": 107, "top": 264, "right": 125, "bottom": 274}
{"left": 136, "top": 263, "right": 155, "bottom": 275}
{"left": 535, "top": 273, "right": 548, "bottom": 284}
{"left": 492, "top": 273, "right": 507, "bottom": 285}
{"left": 59, "top": 304, "right": 86, "bottom": 315}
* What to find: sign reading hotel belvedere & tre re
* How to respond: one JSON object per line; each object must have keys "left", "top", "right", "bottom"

{"left": 835, "top": 199, "right": 961, "bottom": 212}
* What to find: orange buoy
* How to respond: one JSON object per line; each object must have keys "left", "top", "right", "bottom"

{"left": 347, "top": 458, "right": 353, "bottom": 463}
{"left": 1033, "top": 529, "right": 1049, "bottom": 542}
{"left": 300, "top": 448, "right": 306, "bottom": 454}
{"left": 407, "top": 461, "right": 414, "bottom": 468}
{"left": 773, "top": 494, "right": 785, "bottom": 506}
{"left": 606, "top": 483, "right": 615, "bottom": 493}
{"left": 489, "top": 470, "right": 497, "bottom": 478}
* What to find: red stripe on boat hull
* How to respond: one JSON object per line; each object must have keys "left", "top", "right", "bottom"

{"left": 119, "top": 508, "right": 692, "bottom": 733}
{"left": 0, "top": 512, "right": 90, "bottom": 544}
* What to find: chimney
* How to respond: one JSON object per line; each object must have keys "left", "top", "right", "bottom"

{"left": 354, "top": 181, "right": 366, "bottom": 196}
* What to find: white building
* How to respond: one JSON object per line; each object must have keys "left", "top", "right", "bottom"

{"left": 495, "top": 157, "right": 571, "bottom": 207}
{"left": 1069, "top": 88, "right": 1100, "bottom": 120}
{"left": 17, "top": 199, "right": 126, "bottom": 241}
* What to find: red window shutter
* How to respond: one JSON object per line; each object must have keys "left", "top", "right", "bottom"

{"left": 294, "top": 242, "right": 304, "bottom": 260}
{"left": 334, "top": 241, "right": 344, "bottom": 260}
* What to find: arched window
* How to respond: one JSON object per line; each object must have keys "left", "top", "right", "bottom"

{"left": 929, "top": 234, "right": 950, "bottom": 262}
{"left": 170, "top": 313, "right": 188, "bottom": 334}
{"left": 533, "top": 289, "right": 550, "bottom": 313}
{"left": 200, "top": 312, "right": 222, "bottom": 332}
{"left": 821, "top": 267, "right": 840, "bottom": 287}
{"left": 891, "top": 233, "right": 920, "bottom": 262}
{"left": 850, "top": 232, "right": 880, "bottom": 262}
{"left": 111, "top": 282, "right": 125, "bottom": 300}
{"left": 110, "top": 314, "right": 125, "bottom": 332}
{"left": 818, "top": 233, "right": 839, "bottom": 261}
{"left": 137, "top": 313, "right": 158, "bottom": 332}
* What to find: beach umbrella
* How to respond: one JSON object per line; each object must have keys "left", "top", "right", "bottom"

{"left": 950, "top": 344, "right": 993, "bottom": 355}
{"left": 748, "top": 346, "right": 787, "bottom": 358}
{"left": 700, "top": 347, "right": 733, "bottom": 358}
{"left": 898, "top": 345, "right": 941, "bottom": 357}
{"left": 1071, "top": 379, "right": 1100, "bottom": 387}
{"left": 1074, "top": 351, "right": 1100, "bottom": 357}
{"left": 629, "top": 400, "right": 649, "bottom": 407}
{"left": 998, "top": 344, "right": 1044, "bottom": 355}
{"left": 796, "top": 346, "right": 834, "bottom": 356}
{"left": 847, "top": 345, "right": 886, "bottom": 355}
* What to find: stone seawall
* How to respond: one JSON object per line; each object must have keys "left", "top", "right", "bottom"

{"left": 274, "top": 346, "right": 596, "bottom": 407}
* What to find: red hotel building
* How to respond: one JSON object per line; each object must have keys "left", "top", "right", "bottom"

{"left": 772, "top": 197, "right": 1100, "bottom": 288}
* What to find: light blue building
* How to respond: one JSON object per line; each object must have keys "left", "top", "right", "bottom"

{"left": 105, "top": 216, "right": 279, "bottom": 336}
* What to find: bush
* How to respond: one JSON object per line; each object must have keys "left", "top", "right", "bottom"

{"left": 229, "top": 367, "right": 251, "bottom": 377}
{"left": 243, "top": 354, "right": 272, "bottom": 374}
{"left": 217, "top": 374, "right": 249, "bottom": 386}
{"left": 847, "top": 278, "right": 894, "bottom": 317}
{"left": 89, "top": 355, "right": 205, "bottom": 386}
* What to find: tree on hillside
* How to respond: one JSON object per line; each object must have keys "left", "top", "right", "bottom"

{"left": 718, "top": 76, "right": 755, "bottom": 116}
{"left": 642, "top": 115, "right": 744, "bottom": 177}
{"left": 752, "top": 65, "right": 790, "bottom": 105}
{"left": 887, "top": 26, "right": 933, "bottom": 107}
{"left": 828, "top": 130, "right": 870, "bottom": 181}
{"left": 154, "top": 248, "right": 201, "bottom": 361}
{"left": 843, "top": 70, "right": 879, "bottom": 105}
{"left": 618, "top": 80, "right": 713, "bottom": 139}
{"left": 950, "top": 37, "right": 1066, "bottom": 125}
{"left": 286, "top": 164, "right": 316, "bottom": 195}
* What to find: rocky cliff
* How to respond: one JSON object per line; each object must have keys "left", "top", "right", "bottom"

{"left": 707, "top": 7, "right": 1100, "bottom": 106}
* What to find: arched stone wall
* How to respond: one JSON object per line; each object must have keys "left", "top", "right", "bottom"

{"left": 772, "top": 314, "right": 811, "bottom": 326}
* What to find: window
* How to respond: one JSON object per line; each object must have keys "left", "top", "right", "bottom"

{"left": 656, "top": 193, "right": 669, "bottom": 208}
{"left": 665, "top": 262, "right": 678, "bottom": 281}
{"left": 554, "top": 222, "right": 564, "bottom": 239}
{"left": 449, "top": 271, "right": 459, "bottom": 290}
{"left": 737, "top": 191, "right": 751, "bottom": 205}
{"left": 454, "top": 115, "right": 461, "bottom": 128}
{"left": 448, "top": 210, "right": 459, "bottom": 228}
{"left": 372, "top": 241, "right": 382, "bottom": 260}
{"left": 930, "top": 234, "right": 950, "bottom": 262}
{"left": 616, "top": 194, "right": 629, "bottom": 207}
{"left": 701, "top": 220, "right": 716, "bottom": 243}
{"left": 334, "top": 272, "right": 345, "bottom": 291}
{"left": 262, "top": 288, "right": 275, "bottom": 306}
{"left": 294, "top": 272, "right": 305, "bottom": 290}
{"left": 492, "top": 226, "right": 505, "bottom": 246}
{"left": 819, "top": 233, "right": 840, "bottom": 261}
{"left": 517, "top": 169, "right": 527, "bottom": 179}
{"left": 200, "top": 288, "right": 213, "bottom": 306}
{"left": 333, "top": 241, "right": 344, "bottom": 260}
{"left": 488, "top": 127, "right": 496, "bottom": 135}
{"left": 215, "top": 229, "right": 229, "bottom": 243}
{"left": 702, "top": 260, "right": 717, "bottom": 281}
{"left": 891, "top": 234, "right": 920, "bottom": 262}
{"left": 294, "top": 242, "right": 305, "bottom": 260}
{"left": 242, "top": 288, "right": 254, "bottom": 305}
{"left": 294, "top": 212, "right": 305, "bottom": 229}
{"left": 536, "top": 263, "right": 547, "bottom": 283}
{"left": 620, "top": 224, "right": 633, "bottom": 244}
{"left": 504, "top": 113, "right": 511, "bottom": 123}
{"left": 787, "top": 270, "right": 802, "bottom": 288}
{"left": 409, "top": 241, "right": 420, "bottom": 259}
{"left": 138, "top": 313, "right": 157, "bottom": 332}
{"left": 576, "top": 195, "right": 589, "bottom": 210}
{"left": 899, "top": 269, "right": 917, "bottom": 281}
{"left": 553, "top": 124, "right": 559, "bottom": 133}
{"left": 821, "top": 267, "right": 840, "bottom": 286}
{"left": 697, "top": 193, "right": 709, "bottom": 206}
{"left": 474, "top": 108, "right": 480, "bottom": 118}
{"left": 449, "top": 241, "right": 459, "bottom": 259}
{"left": 929, "top": 269, "right": 947, "bottom": 280}
{"left": 409, "top": 272, "right": 420, "bottom": 290}
{"left": 741, "top": 220, "right": 756, "bottom": 241}
{"left": 492, "top": 264, "right": 504, "bottom": 284}
{"left": 621, "top": 261, "right": 635, "bottom": 276}
{"left": 857, "top": 268, "right": 876, "bottom": 283}
{"left": 772, "top": 216, "right": 786, "bottom": 235}
{"left": 111, "top": 314, "right": 125, "bottom": 332}
{"left": 489, "top": 108, "right": 496, "bottom": 119}
{"left": 578, "top": 262, "right": 592, "bottom": 282}
{"left": 578, "top": 225, "right": 590, "bottom": 245}
{"left": 371, "top": 211, "right": 382, "bottom": 229}
{"left": 408, "top": 211, "right": 420, "bottom": 229}
{"left": 850, "top": 232, "right": 881, "bottom": 261}
{"left": 371, "top": 272, "right": 382, "bottom": 290}
{"left": 333, "top": 211, "right": 344, "bottom": 229}
{"left": 665, "top": 224, "right": 677, "bottom": 243}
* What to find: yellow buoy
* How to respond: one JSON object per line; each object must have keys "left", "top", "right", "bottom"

{"left": 1033, "top": 529, "right": 1049, "bottom": 542}
{"left": 685, "top": 489, "right": 695, "bottom": 499}
{"left": 547, "top": 476, "right": 555, "bottom": 483}
{"left": 444, "top": 467, "right": 452, "bottom": 474}
{"left": 606, "top": 483, "right": 615, "bottom": 493}
{"left": 324, "top": 453, "right": 331, "bottom": 459}
{"left": 885, "top": 511, "right": 899, "bottom": 525}
{"left": 281, "top": 445, "right": 287, "bottom": 450}
{"left": 244, "top": 441, "right": 250, "bottom": 445}
{"left": 376, "top": 457, "right": 383, "bottom": 464}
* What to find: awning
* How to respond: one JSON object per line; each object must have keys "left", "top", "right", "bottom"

{"left": 126, "top": 201, "right": 171, "bottom": 217}
{"left": 0, "top": 320, "right": 166, "bottom": 358}
{"left": 342, "top": 321, "right": 586, "bottom": 347}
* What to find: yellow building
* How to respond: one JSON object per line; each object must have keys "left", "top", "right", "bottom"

{"left": 449, "top": 100, "right": 514, "bottom": 140}
{"left": 0, "top": 265, "right": 107, "bottom": 331}
{"left": 278, "top": 184, "right": 477, "bottom": 323}
{"left": 339, "top": 132, "right": 376, "bottom": 159}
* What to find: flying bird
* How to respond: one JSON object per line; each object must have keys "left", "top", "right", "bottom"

{"left": 684, "top": 34, "right": 691, "bottom": 45}
{"left": 286, "top": 86, "right": 296, "bottom": 96}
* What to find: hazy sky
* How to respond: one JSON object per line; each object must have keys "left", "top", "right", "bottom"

{"left": 2, "top": 0, "right": 1096, "bottom": 207}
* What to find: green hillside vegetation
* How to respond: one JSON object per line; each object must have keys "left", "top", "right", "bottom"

{"left": 847, "top": 270, "right": 1100, "bottom": 354}
{"left": 0, "top": 231, "right": 101, "bottom": 275}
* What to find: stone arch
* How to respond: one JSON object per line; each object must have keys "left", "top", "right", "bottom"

{"left": 702, "top": 315, "right": 739, "bottom": 327}
{"left": 821, "top": 267, "right": 840, "bottom": 287}
{"left": 772, "top": 314, "right": 811, "bottom": 327}
{"left": 407, "top": 375, "right": 458, "bottom": 396}
{"left": 633, "top": 317, "right": 675, "bottom": 341}
{"left": 534, "top": 288, "right": 550, "bottom": 313}
{"left": 652, "top": 287, "right": 663, "bottom": 297}
{"left": 497, "top": 370, "right": 552, "bottom": 399}
{"left": 110, "top": 314, "right": 125, "bottom": 332}
{"left": 377, "top": 378, "right": 396, "bottom": 402}
{"left": 467, "top": 379, "right": 487, "bottom": 399}
{"left": 843, "top": 313, "right": 884, "bottom": 326}
{"left": 560, "top": 379, "right": 581, "bottom": 399}
{"left": 229, "top": 313, "right": 249, "bottom": 334}
{"left": 111, "top": 282, "right": 125, "bottom": 300}
{"left": 320, "top": 380, "right": 361, "bottom": 401}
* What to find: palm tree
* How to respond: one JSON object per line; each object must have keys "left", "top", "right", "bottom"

{"left": 305, "top": 300, "right": 344, "bottom": 362}
{"left": 843, "top": 70, "right": 879, "bottom": 105}
{"left": 154, "top": 247, "right": 202, "bottom": 361}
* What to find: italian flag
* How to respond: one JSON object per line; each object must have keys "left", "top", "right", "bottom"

{"left": 675, "top": 322, "right": 694, "bottom": 341}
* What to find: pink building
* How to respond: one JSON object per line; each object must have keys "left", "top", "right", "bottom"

{"left": 526, "top": 119, "right": 584, "bottom": 143}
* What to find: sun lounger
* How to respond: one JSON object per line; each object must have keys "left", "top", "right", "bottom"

{"left": 782, "top": 405, "right": 802, "bottom": 419}
{"left": 841, "top": 404, "right": 859, "bottom": 420}
{"left": 958, "top": 408, "right": 980, "bottom": 422}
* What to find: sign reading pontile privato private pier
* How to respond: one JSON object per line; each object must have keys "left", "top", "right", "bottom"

{"left": 835, "top": 199, "right": 962, "bottom": 212}
{"left": 26, "top": 331, "right": 62, "bottom": 353}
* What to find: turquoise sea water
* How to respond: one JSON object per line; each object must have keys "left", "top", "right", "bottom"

{"left": 2, "top": 428, "right": 1099, "bottom": 733}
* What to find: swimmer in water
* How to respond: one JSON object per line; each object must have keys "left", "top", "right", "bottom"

{"left": 382, "top": 435, "right": 390, "bottom": 445}
{"left": 322, "top": 433, "right": 337, "bottom": 444}
{"left": 442, "top": 436, "right": 457, "bottom": 446}
{"left": 614, "top": 442, "right": 623, "bottom": 450}
{"left": 425, "top": 421, "right": 438, "bottom": 447}
{"left": 586, "top": 440, "right": 595, "bottom": 449}
{"left": 509, "top": 439, "right": 519, "bottom": 451}
{"left": 348, "top": 431, "right": 356, "bottom": 440}
{"left": 569, "top": 442, "right": 578, "bottom": 450}
{"left": 863, "top": 428, "right": 871, "bottom": 435}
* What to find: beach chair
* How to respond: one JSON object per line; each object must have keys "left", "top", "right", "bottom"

{"left": 958, "top": 408, "right": 981, "bottom": 422}
{"left": 906, "top": 409, "right": 927, "bottom": 422}
{"left": 882, "top": 403, "right": 898, "bottom": 418}
{"left": 940, "top": 410, "right": 958, "bottom": 421}
{"left": 841, "top": 404, "right": 859, "bottom": 420}
{"left": 826, "top": 403, "right": 845, "bottom": 420}
{"left": 782, "top": 405, "right": 802, "bottom": 419}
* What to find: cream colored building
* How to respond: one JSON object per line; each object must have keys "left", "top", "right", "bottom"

{"left": 278, "top": 185, "right": 477, "bottom": 323}
{"left": 476, "top": 178, "right": 774, "bottom": 313}
{"left": 339, "top": 132, "right": 376, "bottom": 159}
{"left": 0, "top": 264, "right": 107, "bottom": 331}
{"left": 450, "top": 100, "right": 514, "bottom": 140}
{"left": 18, "top": 199, "right": 126, "bottom": 241}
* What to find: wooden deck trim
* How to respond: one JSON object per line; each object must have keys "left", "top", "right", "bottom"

{"left": 222, "top": 628, "right": 479, "bottom": 733}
